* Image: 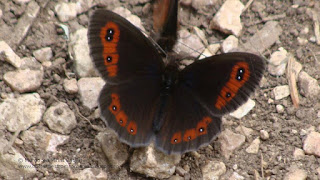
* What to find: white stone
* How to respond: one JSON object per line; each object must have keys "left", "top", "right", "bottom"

{"left": 260, "top": 130, "right": 269, "bottom": 140}
{"left": 268, "top": 63, "right": 287, "bottom": 76}
{"left": 245, "top": 138, "right": 260, "bottom": 154}
{"left": 210, "top": 0, "right": 244, "bottom": 36}
{"left": 229, "top": 172, "right": 245, "bottom": 180}
{"left": 70, "top": 28, "right": 98, "bottom": 78}
{"left": 297, "top": 37, "right": 308, "bottom": 45}
{"left": 13, "top": 0, "right": 31, "bottom": 3}
{"left": 4, "top": 69, "right": 43, "bottom": 93}
{"left": 173, "top": 29, "right": 205, "bottom": 57}
{"left": 207, "top": 43, "right": 221, "bottom": 55}
{"left": 283, "top": 168, "right": 307, "bottom": 180}
{"left": 113, "top": 7, "right": 146, "bottom": 32}
{"left": 303, "top": 131, "right": 320, "bottom": 157}
{"left": 55, "top": 2, "right": 77, "bottom": 22}
{"left": 0, "top": 147, "right": 36, "bottom": 177}
{"left": 33, "top": 47, "right": 53, "bottom": 62}
{"left": 43, "top": 102, "right": 77, "bottom": 134}
{"left": 70, "top": 168, "right": 108, "bottom": 180}
{"left": 219, "top": 129, "right": 245, "bottom": 159}
{"left": 235, "top": 125, "right": 253, "bottom": 137}
{"left": 201, "top": 161, "right": 226, "bottom": 180}
{"left": 199, "top": 48, "right": 213, "bottom": 60}
{"left": 221, "top": 35, "right": 238, "bottom": 53}
{"left": 298, "top": 71, "right": 320, "bottom": 99}
{"left": 52, "top": 159, "right": 71, "bottom": 175}
{"left": 0, "top": 41, "right": 24, "bottom": 68}
{"left": 130, "top": 145, "right": 181, "bottom": 179}
{"left": 0, "top": 93, "right": 45, "bottom": 132}
{"left": 269, "top": 47, "right": 288, "bottom": 66}
{"left": 293, "top": 148, "right": 305, "bottom": 160}
{"left": 276, "top": 104, "right": 285, "bottom": 113}
{"left": 96, "top": 131, "right": 129, "bottom": 169}
{"left": 230, "top": 98, "right": 255, "bottom": 119}
{"left": 273, "top": 85, "right": 290, "bottom": 100}
{"left": 20, "top": 128, "right": 69, "bottom": 153}
{"left": 63, "top": 78, "right": 78, "bottom": 94}
{"left": 78, "top": 77, "right": 105, "bottom": 110}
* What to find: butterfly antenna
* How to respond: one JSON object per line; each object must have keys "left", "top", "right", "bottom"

{"left": 138, "top": 28, "right": 168, "bottom": 56}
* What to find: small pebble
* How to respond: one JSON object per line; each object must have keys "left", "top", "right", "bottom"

{"left": 260, "top": 130, "right": 269, "bottom": 140}
{"left": 276, "top": 104, "right": 285, "bottom": 113}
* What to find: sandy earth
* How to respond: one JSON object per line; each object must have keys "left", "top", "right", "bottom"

{"left": 0, "top": 0, "right": 320, "bottom": 179}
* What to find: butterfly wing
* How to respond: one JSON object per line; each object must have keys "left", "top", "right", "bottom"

{"left": 155, "top": 52, "right": 265, "bottom": 154}
{"left": 88, "top": 10, "right": 164, "bottom": 146}
{"left": 88, "top": 10, "right": 165, "bottom": 83}
{"left": 99, "top": 77, "right": 161, "bottom": 146}
{"left": 155, "top": 85, "right": 222, "bottom": 154}
{"left": 153, "top": 0, "right": 178, "bottom": 51}
{"left": 179, "top": 52, "right": 265, "bottom": 116}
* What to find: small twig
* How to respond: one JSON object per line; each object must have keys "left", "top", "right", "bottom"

{"left": 72, "top": 102, "right": 104, "bottom": 132}
{"left": 242, "top": 0, "right": 254, "bottom": 13}
{"left": 286, "top": 55, "right": 300, "bottom": 108}
{"left": 249, "top": 13, "right": 286, "bottom": 26}
{"left": 260, "top": 153, "right": 265, "bottom": 179}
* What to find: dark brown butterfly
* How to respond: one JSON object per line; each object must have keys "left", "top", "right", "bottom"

{"left": 87, "top": 0, "right": 265, "bottom": 154}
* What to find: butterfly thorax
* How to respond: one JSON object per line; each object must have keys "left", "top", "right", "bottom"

{"left": 152, "top": 63, "right": 179, "bottom": 133}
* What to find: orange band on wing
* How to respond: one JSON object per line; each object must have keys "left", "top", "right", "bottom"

{"left": 215, "top": 62, "right": 250, "bottom": 110}
{"left": 170, "top": 116, "right": 213, "bottom": 144}
{"left": 99, "top": 22, "right": 120, "bottom": 77}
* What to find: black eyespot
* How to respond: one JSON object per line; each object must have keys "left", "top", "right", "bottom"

{"left": 130, "top": 129, "right": 134, "bottom": 133}
{"left": 106, "top": 56, "right": 112, "bottom": 62}
{"left": 199, "top": 128, "right": 204, "bottom": 132}
{"left": 119, "top": 119, "right": 123, "bottom": 124}
{"left": 174, "top": 139, "right": 178, "bottom": 143}
{"left": 112, "top": 106, "right": 117, "bottom": 111}
{"left": 226, "top": 92, "right": 231, "bottom": 98}
{"left": 105, "top": 28, "right": 114, "bottom": 41}
{"left": 107, "top": 29, "right": 114, "bottom": 35}
{"left": 188, "top": 136, "right": 191, "bottom": 140}
{"left": 236, "top": 68, "right": 245, "bottom": 81}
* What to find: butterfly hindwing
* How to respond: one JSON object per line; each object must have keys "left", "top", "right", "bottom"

{"left": 179, "top": 52, "right": 265, "bottom": 116}
{"left": 155, "top": 84, "right": 222, "bottom": 154}
{"left": 88, "top": 10, "right": 165, "bottom": 83}
{"left": 99, "top": 77, "right": 162, "bottom": 147}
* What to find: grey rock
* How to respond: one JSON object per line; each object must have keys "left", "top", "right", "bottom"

{"left": 63, "top": 78, "right": 79, "bottom": 94}
{"left": 210, "top": 0, "right": 244, "bottom": 36}
{"left": 96, "top": 131, "right": 129, "bottom": 169}
{"left": 201, "top": 160, "right": 226, "bottom": 180}
{"left": 70, "top": 28, "right": 98, "bottom": 78}
{"left": 173, "top": 29, "right": 205, "bottom": 57}
{"left": 219, "top": 129, "right": 245, "bottom": 159}
{"left": 0, "top": 93, "right": 45, "bottom": 132}
{"left": 130, "top": 145, "right": 181, "bottom": 179}
{"left": 230, "top": 98, "right": 255, "bottom": 119}
{"left": 43, "top": 102, "right": 77, "bottom": 134}
{"left": 55, "top": 2, "right": 77, "bottom": 22}
{"left": 303, "top": 131, "right": 320, "bottom": 157}
{"left": 33, "top": 47, "right": 53, "bottom": 62}
{"left": 272, "top": 85, "right": 290, "bottom": 100}
{"left": 221, "top": 35, "right": 239, "bottom": 53}
{"left": 298, "top": 71, "right": 320, "bottom": 99}
{"left": 20, "top": 128, "right": 69, "bottom": 153}
{"left": 0, "top": 41, "right": 24, "bottom": 68}
{"left": 70, "top": 168, "right": 108, "bottom": 180}
{"left": 78, "top": 77, "right": 105, "bottom": 110}
{"left": 243, "top": 21, "right": 282, "bottom": 54}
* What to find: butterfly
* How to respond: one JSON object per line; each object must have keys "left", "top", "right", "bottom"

{"left": 87, "top": 0, "right": 265, "bottom": 154}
